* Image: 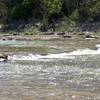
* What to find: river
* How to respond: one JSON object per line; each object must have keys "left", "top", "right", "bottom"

{"left": 0, "top": 39, "right": 100, "bottom": 100}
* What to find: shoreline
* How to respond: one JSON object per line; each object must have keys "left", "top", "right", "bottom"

{"left": 0, "top": 33, "right": 99, "bottom": 41}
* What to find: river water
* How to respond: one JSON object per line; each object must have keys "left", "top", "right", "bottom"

{"left": 0, "top": 39, "right": 100, "bottom": 100}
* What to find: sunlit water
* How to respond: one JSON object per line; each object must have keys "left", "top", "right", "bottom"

{"left": 0, "top": 39, "right": 100, "bottom": 99}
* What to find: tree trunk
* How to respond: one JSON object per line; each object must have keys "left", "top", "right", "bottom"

{"left": 42, "top": 13, "right": 49, "bottom": 32}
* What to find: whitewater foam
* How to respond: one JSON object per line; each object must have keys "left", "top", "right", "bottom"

{"left": 8, "top": 44, "right": 100, "bottom": 61}
{"left": 8, "top": 53, "right": 75, "bottom": 61}
{"left": 0, "top": 58, "right": 6, "bottom": 62}
{"left": 67, "top": 48, "right": 100, "bottom": 55}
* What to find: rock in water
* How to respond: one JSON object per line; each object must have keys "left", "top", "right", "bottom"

{"left": 84, "top": 31, "right": 93, "bottom": 38}
{"left": 0, "top": 54, "right": 8, "bottom": 62}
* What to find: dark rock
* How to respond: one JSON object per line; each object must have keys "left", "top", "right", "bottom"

{"left": 85, "top": 35, "right": 92, "bottom": 38}
{"left": 7, "top": 37, "right": 13, "bottom": 40}
{"left": 84, "top": 31, "right": 93, "bottom": 38}
{"left": 39, "top": 25, "right": 48, "bottom": 32}
{"left": 13, "top": 33, "right": 19, "bottom": 36}
{"left": 2, "top": 38, "right": 6, "bottom": 41}
{"left": 86, "top": 35, "right": 99, "bottom": 39}
{"left": 56, "top": 32, "right": 65, "bottom": 36}
{"left": 63, "top": 35, "right": 72, "bottom": 38}
{"left": 0, "top": 54, "right": 8, "bottom": 61}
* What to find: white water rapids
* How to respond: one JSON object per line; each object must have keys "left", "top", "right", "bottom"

{"left": 8, "top": 44, "right": 100, "bottom": 61}
{"left": 0, "top": 42, "right": 100, "bottom": 99}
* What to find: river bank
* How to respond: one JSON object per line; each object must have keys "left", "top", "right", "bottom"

{"left": 0, "top": 32, "right": 99, "bottom": 40}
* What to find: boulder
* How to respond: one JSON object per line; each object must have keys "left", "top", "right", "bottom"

{"left": 63, "top": 35, "right": 72, "bottom": 38}
{"left": 55, "top": 32, "right": 65, "bottom": 36}
{"left": 0, "top": 53, "right": 8, "bottom": 61}
{"left": 84, "top": 31, "right": 93, "bottom": 38}
{"left": 2, "top": 38, "right": 6, "bottom": 41}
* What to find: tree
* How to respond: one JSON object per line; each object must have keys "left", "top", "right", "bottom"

{"left": 90, "top": 0, "right": 100, "bottom": 21}
{"left": 0, "top": 1, "right": 7, "bottom": 23}
{"left": 10, "top": 0, "right": 33, "bottom": 20}
{"left": 40, "top": 0, "right": 62, "bottom": 31}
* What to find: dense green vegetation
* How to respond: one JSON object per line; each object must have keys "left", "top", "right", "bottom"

{"left": 0, "top": 0, "right": 100, "bottom": 32}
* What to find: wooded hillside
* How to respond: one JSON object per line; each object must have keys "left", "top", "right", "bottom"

{"left": 0, "top": 0, "right": 100, "bottom": 32}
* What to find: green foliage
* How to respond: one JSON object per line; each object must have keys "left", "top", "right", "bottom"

{"left": 0, "top": 1, "right": 7, "bottom": 23}
{"left": 64, "top": 18, "right": 76, "bottom": 32}
{"left": 0, "top": 0, "right": 100, "bottom": 28}
{"left": 11, "top": 0, "right": 32, "bottom": 19}
{"left": 42, "top": 0, "right": 62, "bottom": 14}
{"left": 24, "top": 26, "right": 39, "bottom": 35}
{"left": 91, "top": 1, "right": 100, "bottom": 20}
{"left": 41, "top": 0, "right": 62, "bottom": 28}
{"left": 24, "top": 32, "right": 33, "bottom": 35}
{"left": 70, "top": 9, "right": 80, "bottom": 23}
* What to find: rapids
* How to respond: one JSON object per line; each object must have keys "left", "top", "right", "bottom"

{"left": 0, "top": 39, "right": 100, "bottom": 99}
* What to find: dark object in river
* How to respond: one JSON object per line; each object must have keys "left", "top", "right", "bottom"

{"left": 84, "top": 31, "right": 93, "bottom": 38}
{"left": 63, "top": 35, "right": 72, "bottom": 38}
{"left": 85, "top": 35, "right": 92, "bottom": 38}
{"left": 8, "top": 37, "right": 13, "bottom": 40}
{"left": 2, "top": 37, "right": 13, "bottom": 41}
{"left": 0, "top": 54, "right": 8, "bottom": 62}
{"left": 56, "top": 32, "right": 65, "bottom": 36}
{"left": 2, "top": 38, "right": 6, "bottom": 41}
{"left": 13, "top": 32, "right": 20, "bottom": 36}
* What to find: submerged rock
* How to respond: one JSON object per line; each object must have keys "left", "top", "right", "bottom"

{"left": 0, "top": 53, "right": 8, "bottom": 62}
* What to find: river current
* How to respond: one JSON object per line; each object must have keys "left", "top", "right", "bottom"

{"left": 0, "top": 39, "right": 100, "bottom": 100}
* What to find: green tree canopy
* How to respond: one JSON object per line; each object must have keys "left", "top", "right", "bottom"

{"left": 0, "top": 0, "right": 100, "bottom": 24}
